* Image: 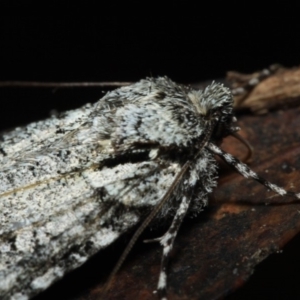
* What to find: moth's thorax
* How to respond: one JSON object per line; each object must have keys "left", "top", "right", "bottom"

{"left": 188, "top": 82, "right": 236, "bottom": 143}
{"left": 94, "top": 78, "right": 235, "bottom": 152}
{"left": 189, "top": 82, "right": 232, "bottom": 113}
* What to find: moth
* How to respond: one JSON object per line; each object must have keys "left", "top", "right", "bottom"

{"left": 0, "top": 76, "right": 298, "bottom": 300}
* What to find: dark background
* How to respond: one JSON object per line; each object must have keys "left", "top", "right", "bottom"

{"left": 1, "top": 2, "right": 300, "bottom": 130}
{"left": 1, "top": 2, "right": 300, "bottom": 300}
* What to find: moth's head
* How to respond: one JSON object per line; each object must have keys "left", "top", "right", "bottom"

{"left": 189, "top": 82, "right": 238, "bottom": 141}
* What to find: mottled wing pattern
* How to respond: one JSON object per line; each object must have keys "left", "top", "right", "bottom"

{"left": 0, "top": 77, "right": 223, "bottom": 300}
{"left": 0, "top": 110, "right": 185, "bottom": 299}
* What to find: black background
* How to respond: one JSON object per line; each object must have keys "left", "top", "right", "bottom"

{"left": 1, "top": 2, "right": 300, "bottom": 300}
{"left": 1, "top": 2, "right": 300, "bottom": 131}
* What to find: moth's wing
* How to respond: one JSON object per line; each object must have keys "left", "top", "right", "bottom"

{"left": 0, "top": 78, "right": 170, "bottom": 159}
{"left": 0, "top": 103, "right": 95, "bottom": 167}
{"left": 0, "top": 152, "right": 181, "bottom": 300}
{"left": 0, "top": 79, "right": 191, "bottom": 300}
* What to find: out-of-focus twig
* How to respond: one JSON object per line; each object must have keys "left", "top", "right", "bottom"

{"left": 228, "top": 65, "right": 300, "bottom": 114}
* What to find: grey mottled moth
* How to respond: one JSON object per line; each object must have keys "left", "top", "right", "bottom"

{"left": 0, "top": 76, "right": 299, "bottom": 300}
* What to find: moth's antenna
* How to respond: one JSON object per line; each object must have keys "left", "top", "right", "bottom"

{"left": 102, "top": 119, "right": 217, "bottom": 297}
{"left": 0, "top": 81, "right": 132, "bottom": 88}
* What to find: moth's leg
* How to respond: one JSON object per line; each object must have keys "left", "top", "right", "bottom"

{"left": 207, "top": 143, "right": 300, "bottom": 199}
{"left": 145, "top": 195, "right": 192, "bottom": 299}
